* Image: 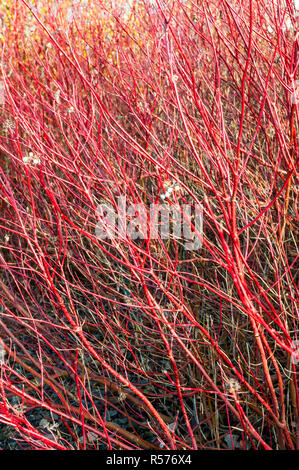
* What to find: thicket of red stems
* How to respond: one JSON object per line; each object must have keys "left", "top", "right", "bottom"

{"left": 0, "top": 0, "right": 298, "bottom": 450}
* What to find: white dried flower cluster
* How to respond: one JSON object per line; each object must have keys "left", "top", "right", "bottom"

{"left": 91, "top": 69, "right": 99, "bottom": 85}
{"left": 118, "top": 391, "right": 127, "bottom": 402}
{"left": 54, "top": 89, "right": 61, "bottom": 103}
{"left": 0, "top": 81, "right": 5, "bottom": 105}
{"left": 68, "top": 106, "right": 75, "bottom": 114}
{"left": 0, "top": 339, "right": 6, "bottom": 365}
{"left": 2, "top": 118, "right": 15, "bottom": 133}
{"left": 225, "top": 378, "right": 241, "bottom": 394}
{"left": 283, "top": 17, "right": 293, "bottom": 31}
{"left": 23, "top": 152, "right": 40, "bottom": 165}
{"left": 39, "top": 418, "right": 59, "bottom": 432}
{"left": 24, "top": 24, "right": 36, "bottom": 38}
{"left": 160, "top": 180, "right": 181, "bottom": 200}
{"left": 290, "top": 79, "right": 299, "bottom": 105}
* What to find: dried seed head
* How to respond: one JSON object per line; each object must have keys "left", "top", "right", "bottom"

{"left": 12, "top": 402, "right": 26, "bottom": 416}
{"left": 118, "top": 391, "right": 127, "bottom": 402}
{"left": 39, "top": 418, "right": 59, "bottom": 432}
{"left": 225, "top": 378, "right": 241, "bottom": 394}
{"left": 39, "top": 418, "right": 50, "bottom": 429}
